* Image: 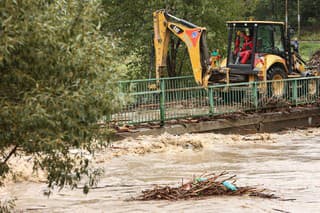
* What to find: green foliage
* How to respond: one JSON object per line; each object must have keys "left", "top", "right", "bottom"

{"left": 252, "top": 0, "right": 320, "bottom": 31}
{"left": 252, "top": 0, "right": 285, "bottom": 21}
{"left": 300, "top": 0, "right": 320, "bottom": 27}
{"left": 300, "top": 32, "right": 320, "bottom": 41}
{"left": 299, "top": 41, "right": 320, "bottom": 61}
{"left": 102, "top": 0, "right": 253, "bottom": 79}
{"left": 0, "top": 0, "right": 124, "bottom": 192}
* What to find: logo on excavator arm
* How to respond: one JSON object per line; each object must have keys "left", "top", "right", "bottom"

{"left": 186, "top": 29, "right": 201, "bottom": 47}
{"left": 191, "top": 31, "right": 198, "bottom": 38}
{"left": 169, "top": 24, "right": 183, "bottom": 34}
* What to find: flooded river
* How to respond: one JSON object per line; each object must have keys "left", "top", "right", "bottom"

{"left": 1, "top": 129, "right": 320, "bottom": 212}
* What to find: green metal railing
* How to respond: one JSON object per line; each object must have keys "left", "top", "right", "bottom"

{"left": 111, "top": 76, "right": 320, "bottom": 125}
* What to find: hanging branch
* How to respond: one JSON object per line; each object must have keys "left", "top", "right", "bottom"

{"left": 2, "top": 145, "right": 18, "bottom": 165}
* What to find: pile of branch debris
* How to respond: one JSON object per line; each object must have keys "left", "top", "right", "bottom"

{"left": 307, "top": 50, "right": 320, "bottom": 67}
{"left": 135, "top": 172, "right": 278, "bottom": 201}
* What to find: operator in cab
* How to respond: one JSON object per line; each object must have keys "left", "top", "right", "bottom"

{"left": 234, "top": 30, "right": 253, "bottom": 64}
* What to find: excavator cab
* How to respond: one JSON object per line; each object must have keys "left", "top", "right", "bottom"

{"left": 224, "top": 21, "right": 288, "bottom": 83}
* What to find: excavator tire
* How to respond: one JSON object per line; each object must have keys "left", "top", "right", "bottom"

{"left": 299, "top": 78, "right": 318, "bottom": 98}
{"left": 267, "top": 66, "right": 288, "bottom": 98}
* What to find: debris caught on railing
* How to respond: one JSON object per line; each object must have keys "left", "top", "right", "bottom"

{"left": 134, "top": 171, "right": 279, "bottom": 201}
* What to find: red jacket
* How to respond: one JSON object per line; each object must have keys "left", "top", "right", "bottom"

{"left": 241, "top": 35, "right": 253, "bottom": 51}
{"left": 234, "top": 35, "right": 253, "bottom": 54}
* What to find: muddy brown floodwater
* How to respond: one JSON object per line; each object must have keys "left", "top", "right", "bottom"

{"left": 1, "top": 129, "right": 320, "bottom": 212}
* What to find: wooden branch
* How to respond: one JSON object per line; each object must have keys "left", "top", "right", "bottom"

{"left": 134, "top": 171, "right": 280, "bottom": 201}
{"left": 2, "top": 145, "right": 18, "bottom": 164}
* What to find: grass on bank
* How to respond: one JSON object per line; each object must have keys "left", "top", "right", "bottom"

{"left": 300, "top": 31, "right": 320, "bottom": 41}
{"left": 299, "top": 41, "right": 320, "bottom": 61}
{"left": 299, "top": 31, "right": 320, "bottom": 61}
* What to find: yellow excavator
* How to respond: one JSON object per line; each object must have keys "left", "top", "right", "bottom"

{"left": 153, "top": 9, "right": 319, "bottom": 96}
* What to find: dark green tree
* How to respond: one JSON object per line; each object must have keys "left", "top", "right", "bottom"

{"left": 300, "top": 0, "right": 320, "bottom": 28}
{"left": 252, "top": 0, "right": 320, "bottom": 33}
{"left": 0, "top": 0, "right": 124, "bottom": 192}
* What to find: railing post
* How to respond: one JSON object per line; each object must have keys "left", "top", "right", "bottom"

{"left": 292, "top": 79, "right": 298, "bottom": 106}
{"left": 252, "top": 82, "right": 258, "bottom": 110}
{"left": 209, "top": 86, "right": 215, "bottom": 115}
{"left": 160, "top": 78, "right": 165, "bottom": 126}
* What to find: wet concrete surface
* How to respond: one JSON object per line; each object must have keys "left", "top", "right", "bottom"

{"left": 1, "top": 130, "right": 320, "bottom": 212}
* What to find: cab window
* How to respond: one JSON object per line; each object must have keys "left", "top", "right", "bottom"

{"left": 257, "top": 25, "right": 284, "bottom": 55}
{"left": 229, "top": 26, "right": 254, "bottom": 65}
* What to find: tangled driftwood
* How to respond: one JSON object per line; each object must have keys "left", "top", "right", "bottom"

{"left": 135, "top": 172, "right": 278, "bottom": 201}
{"left": 308, "top": 50, "right": 320, "bottom": 68}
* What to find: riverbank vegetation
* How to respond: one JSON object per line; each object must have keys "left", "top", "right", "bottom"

{"left": 0, "top": 0, "right": 125, "bottom": 193}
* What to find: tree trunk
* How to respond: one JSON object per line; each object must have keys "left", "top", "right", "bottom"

{"left": 167, "top": 38, "right": 181, "bottom": 77}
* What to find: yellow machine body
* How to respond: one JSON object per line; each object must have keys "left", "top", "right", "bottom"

{"left": 153, "top": 10, "right": 210, "bottom": 86}
{"left": 153, "top": 10, "right": 317, "bottom": 88}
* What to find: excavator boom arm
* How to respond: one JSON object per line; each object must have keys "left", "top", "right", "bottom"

{"left": 153, "top": 10, "right": 211, "bottom": 86}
